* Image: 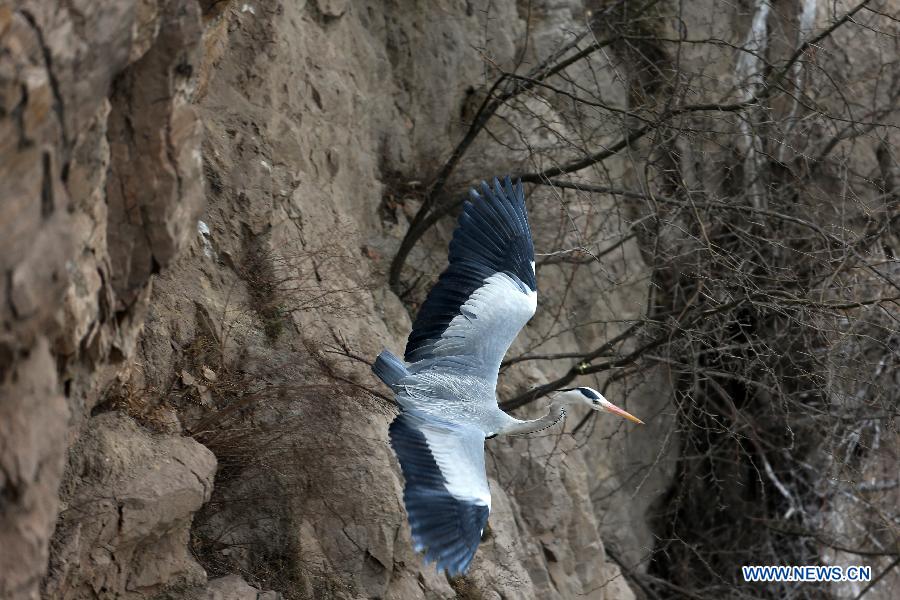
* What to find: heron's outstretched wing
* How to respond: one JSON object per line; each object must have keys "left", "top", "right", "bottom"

{"left": 389, "top": 409, "right": 490, "bottom": 575}
{"left": 404, "top": 177, "right": 536, "bottom": 386}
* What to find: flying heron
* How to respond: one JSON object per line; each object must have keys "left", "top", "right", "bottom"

{"left": 373, "top": 177, "right": 643, "bottom": 575}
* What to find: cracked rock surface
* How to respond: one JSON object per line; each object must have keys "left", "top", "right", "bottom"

{"left": 1, "top": 1, "right": 675, "bottom": 598}
{"left": 2, "top": 1, "right": 207, "bottom": 598}
{"left": 45, "top": 413, "right": 216, "bottom": 599}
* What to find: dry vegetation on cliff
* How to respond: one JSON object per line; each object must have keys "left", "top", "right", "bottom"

{"left": 2, "top": 1, "right": 899, "bottom": 599}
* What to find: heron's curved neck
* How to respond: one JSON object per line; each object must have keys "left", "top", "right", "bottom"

{"left": 497, "top": 399, "right": 570, "bottom": 436}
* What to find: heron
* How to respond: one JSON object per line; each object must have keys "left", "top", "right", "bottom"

{"left": 373, "top": 177, "right": 643, "bottom": 576}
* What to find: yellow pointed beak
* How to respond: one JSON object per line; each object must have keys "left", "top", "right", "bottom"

{"left": 600, "top": 399, "right": 644, "bottom": 424}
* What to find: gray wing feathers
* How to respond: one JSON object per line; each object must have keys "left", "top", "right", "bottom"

{"left": 415, "top": 272, "right": 536, "bottom": 383}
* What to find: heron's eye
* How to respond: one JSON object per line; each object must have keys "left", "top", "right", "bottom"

{"left": 592, "top": 399, "right": 601, "bottom": 406}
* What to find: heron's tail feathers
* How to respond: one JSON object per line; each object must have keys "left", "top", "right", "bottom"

{"left": 373, "top": 349, "right": 410, "bottom": 388}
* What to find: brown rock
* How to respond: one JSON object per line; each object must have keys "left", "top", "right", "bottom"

{"left": 0, "top": 340, "right": 69, "bottom": 600}
{"left": 106, "top": 0, "right": 204, "bottom": 308}
{"left": 44, "top": 413, "right": 216, "bottom": 599}
{"left": 191, "top": 575, "right": 283, "bottom": 600}
{"left": 315, "top": 0, "right": 349, "bottom": 19}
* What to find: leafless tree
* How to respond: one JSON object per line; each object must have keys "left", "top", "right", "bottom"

{"left": 385, "top": 1, "right": 900, "bottom": 597}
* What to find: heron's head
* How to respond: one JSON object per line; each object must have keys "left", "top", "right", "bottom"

{"left": 560, "top": 387, "right": 644, "bottom": 424}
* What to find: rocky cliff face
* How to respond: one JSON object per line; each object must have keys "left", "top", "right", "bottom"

{"left": 2, "top": 2, "right": 664, "bottom": 597}
{"left": 3, "top": 0, "right": 206, "bottom": 596}
{"left": 3, "top": 1, "right": 896, "bottom": 599}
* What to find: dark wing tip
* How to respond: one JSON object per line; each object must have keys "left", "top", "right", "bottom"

{"left": 404, "top": 175, "right": 535, "bottom": 362}
{"left": 411, "top": 498, "right": 488, "bottom": 575}
{"left": 389, "top": 412, "right": 490, "bottom": 576}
